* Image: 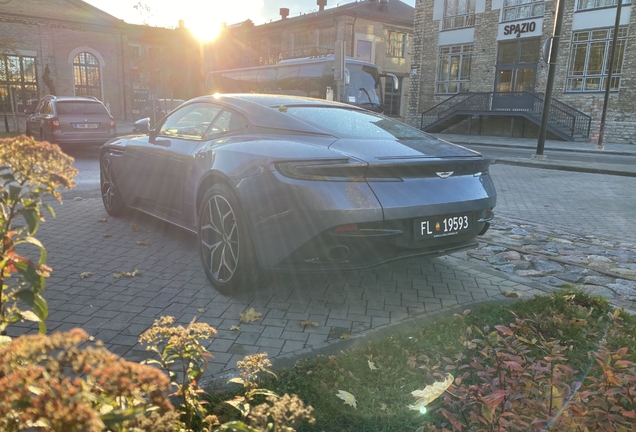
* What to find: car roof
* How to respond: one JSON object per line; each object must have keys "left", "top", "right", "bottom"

{"left": 45, "top": 96, "right": 103, "bottom": 103}
{"left": 185, "top": 94, "right": 363, "bottom": 135}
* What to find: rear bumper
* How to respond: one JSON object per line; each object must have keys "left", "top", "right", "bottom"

{"left": 52, "top": 133, "right": 116, "bottom": 146}
{"left": 269, "top": 209, "right": 493, "bottom": 271}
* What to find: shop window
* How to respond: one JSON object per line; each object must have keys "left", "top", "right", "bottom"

{"left": 0, "top": 55, "right": 39, "bottom": 112}
{"left": 502, "top": 0, "right": 545, "bottom": 22}
{"left": 387, "top": 32, "right": 406, "bottom": 58}
{"left": 73, "top": 52, "right": 101, "bottom": 99}
{"left": 384, "top": 77, "right": 403, "bottom": 116}
{"left": 567, "top": 27, "right": 627, "bottom": 92}
{"left": 436, "top": 44, "right": 472, "bottom": 94}
{"left": 577, "top": 0, "right": 630, "bottom": 11}
{"left": 497, "top": 39, "right": 541, "bottom": 64}
{"left": 443, "top": 0, "right": 475, "bottom": 30}
{"left": 319, "top": 27, "right": 336, "bottom": 49}
{"left": 356, "top": 40, "right": 373, "bottom": 63}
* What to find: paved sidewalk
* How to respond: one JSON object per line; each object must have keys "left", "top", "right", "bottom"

{"left": 432, "top": 133, "right": 636, "bottom": 177}
{"left": 8, "top": 197, "right": 544, "bottom": 377}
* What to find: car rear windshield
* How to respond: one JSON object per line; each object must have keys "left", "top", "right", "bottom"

{"left": 281, "top": 106, "right": 433, "bottom": 140}
{"left": 56, "top": 102, "right": 108, "bottom": 115}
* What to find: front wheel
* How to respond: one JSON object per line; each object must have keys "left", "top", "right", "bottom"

{"left": 100, "top": 156, "right": 127, "bottom": 216}
{"left": 198, "top": 184, "right": 258, "bottom": 293}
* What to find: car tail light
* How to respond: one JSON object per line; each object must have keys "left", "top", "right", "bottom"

{"left": 109, "top": 117, "right": 116, "bottom": 129}
{"left": 49, "top": 117, "right": 61, "bottom": 131}
{"left": 275, "top": 158, "right": 368, "bottom": 182}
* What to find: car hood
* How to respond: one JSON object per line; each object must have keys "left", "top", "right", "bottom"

{"left": 328, "top": 136, "right": 482, "bottom": 162}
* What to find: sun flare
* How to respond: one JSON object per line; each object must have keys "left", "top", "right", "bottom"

{"left": 188, "top": 20, "right": 222, "bottom": 42}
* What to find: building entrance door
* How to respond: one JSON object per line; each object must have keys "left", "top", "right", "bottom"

{"left": 493, "top": 38, "right": 540, "bottom": 110}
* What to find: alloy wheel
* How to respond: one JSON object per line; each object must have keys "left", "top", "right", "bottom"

{"left": 100, "top": 158, "right": 116, "bottom": 211}
{"left": 200, "top": 194, "right": 240, "bottom": 284}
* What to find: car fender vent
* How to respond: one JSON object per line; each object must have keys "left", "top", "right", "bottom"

{"left": 108, "top": 147, "right": 126, "bottom": 156}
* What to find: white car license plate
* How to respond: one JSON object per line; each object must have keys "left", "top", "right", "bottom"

{"left": 415, "top": 214, "right": 473, "bottom": 240}
{"left": 74, "top": 123, "right": 99, "bottom": 129}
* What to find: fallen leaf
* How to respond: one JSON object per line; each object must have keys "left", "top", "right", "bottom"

{"left": 73, "top": 197, "right": 83, "bottom": 201}
{"left": 98, "top": 218, "right": 108, "bottom": 223}
{"left": 197, "top": 308, "right": 206, "bottom": 313}
{"left": 570, "top": 318, "right": 587, "bottom": 327}
{"left": 239, "top": 308, "right": 262, "bottom": 323}
{"left": 136, "top": 241, "right": 148, "bottom": 246}
{"left": 463, "top": 340, "right": 477, "bottom": 349}
{"left": 131, "top": 223, "right": 140, "bottom": 232}
{"left": 103, "top": 234, "right": 112, "bottom": 238}
{"left": 229, "top": 325, "right": 241, "bottom": 331}
{"left": 407, "top": 357, "right": 417, "bottom": 368}
{"left": 408, "top": 373, "right": 454, "bottom": 411}
{"left": 113, "top": 268, "right": 141, "bottom": 279}
{"left": 380, "top": 403, "right": 388, "bottom": 411}
{"left": 563, "top": 294, "right": 576, "bottom": 301}
{"left": 340, "top": 333, "right": 352, "bottom": 339}
{"left": 79, "top": 272, "right": 93, "bottom": 279}
{"left": 300, "top": 320, "right": 319, "bottom": 329}
{"left": 368, "top": 360, "right": 378, "bottom": 371}
{"left": 336, "top": 390, "right": 357, "bottom": 409}
{"left": 502, "top": 290, "right": 523, "bottom": 298}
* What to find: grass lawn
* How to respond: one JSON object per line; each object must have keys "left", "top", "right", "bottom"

{"left": 242, "top": 292, "right": 636, "bottom": 431}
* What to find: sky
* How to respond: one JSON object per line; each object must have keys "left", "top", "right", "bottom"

{"left": 84, "top": 0, "right": 415, "bottom": 40}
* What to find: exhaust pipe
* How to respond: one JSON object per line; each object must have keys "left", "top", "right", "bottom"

{"left": 327, "top": 245, "right": 350, "bottom": 261}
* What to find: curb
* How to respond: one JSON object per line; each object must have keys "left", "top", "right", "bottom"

{"left": 492, "top": 158, "right": 636, "bottom": 177}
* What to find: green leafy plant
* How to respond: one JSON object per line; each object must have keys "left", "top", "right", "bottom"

{"left": 139, "top": 315, "right": 217, "bottom": 429}
{"left": 221, "top": 353, "right": 315, "bottom": 432}
{"left": 0, "top": 136, "right": 77, "bottom": 335}
{"left": 0, "top": 328, "right": 177, "bottom": 432}
{"left": 424, "top": 306, "right": 636, "bottom": 431}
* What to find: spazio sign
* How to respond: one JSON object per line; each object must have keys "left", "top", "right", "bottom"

{"left": 503, "top": 21, "right": 537, "bottom": 35}
{"left": 498, "top": 18, "right": 543, "bottom": 40}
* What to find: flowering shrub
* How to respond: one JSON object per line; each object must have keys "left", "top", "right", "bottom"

{"left": 424, "top": 306, "right": 636, "bottom": 431}
{"left": 0, "top": 136, "right": 77, "bottom": 335}
{"left": 0, "top": 328, "right": 175, "bottom": 432}
{"left": 139, "top": 316, "right": 217, "bottom": 430}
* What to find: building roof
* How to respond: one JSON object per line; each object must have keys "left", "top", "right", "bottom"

{"left": 0, "top": 0, "right": 126, "bottom": 28}
{"left": 229, "top": 0, "right": 414, "bottom": 32}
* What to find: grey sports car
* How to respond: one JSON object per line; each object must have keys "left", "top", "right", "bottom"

{"left": 100, "top": 94, "right": 496, "bottom": 293}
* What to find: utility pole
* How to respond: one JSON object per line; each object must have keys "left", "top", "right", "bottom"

{"left": 597, "top": 0, "right": 623, "bottom": 150}
{"left": 534, "top": 0, "right": 566, "bottom": 160}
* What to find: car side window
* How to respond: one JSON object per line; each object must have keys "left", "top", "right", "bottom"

{"left": 41, "top": 101, "right": 52, "bottom": 115}
{"left": 158, "top": 103, "right": 222, "bottom": 140}
{"left": 203, "top": 109, "right": 248, "bottom": 139}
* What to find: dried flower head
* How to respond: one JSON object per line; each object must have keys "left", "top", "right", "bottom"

{"left": 248, "top": 394, "right": 315, "bottom": 431}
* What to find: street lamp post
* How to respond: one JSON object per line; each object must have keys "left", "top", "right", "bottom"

{"left": 597, "top": 0, "right": 623, "bottom": 150}
{"left": 534, "top": 0, "right": 566, "bottom": 160}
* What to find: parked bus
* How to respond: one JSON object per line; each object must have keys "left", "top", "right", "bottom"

{"left": 206, "top": 55, "right": 397, "bottom": 113}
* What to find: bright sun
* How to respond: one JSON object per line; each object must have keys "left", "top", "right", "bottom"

{"left": 188, "top": 19, "right": 222, "bottom": 42}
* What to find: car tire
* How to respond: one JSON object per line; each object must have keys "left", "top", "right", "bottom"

{"left": 25, "top": 126, "right": 31, "bottom": 137}
{"left": 100, "top": 156, "right": 127, "bottom": 216}
{"left": 198, "top": 184, "right": 259, "bottom": 293}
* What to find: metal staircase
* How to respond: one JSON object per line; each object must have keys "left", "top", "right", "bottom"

{"left": 420, "top": 92, "right": 592, "bottom": 141}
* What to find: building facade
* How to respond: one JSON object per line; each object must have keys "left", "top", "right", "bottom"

{"left": 407, "top": 0, "right": 636, "bottom": 143}
{"left": 0, "top": 0, "right": 201, "bottom": 128}
{"left": 206, "top": 0, "right": 414, "bottom": 119}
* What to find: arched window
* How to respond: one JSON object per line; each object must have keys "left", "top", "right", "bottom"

{"left": 73, "top": 52, "right": 101, "bottom": 99}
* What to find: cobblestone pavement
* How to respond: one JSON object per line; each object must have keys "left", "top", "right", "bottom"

{"left": 8, "top": 198, "right": 543, "bottom": 375}
{"left": 490, "top": 164, "right": 636, "bottom": 243}
{"left": 8, "top": 163, "right": 635, "bottom": 377}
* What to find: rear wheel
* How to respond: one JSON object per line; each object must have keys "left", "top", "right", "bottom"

{"left": 198, "top": 184, "right": 258, "bottom": 293}
{"left": 100, "top": 156, "right": 127, "bottom": 216}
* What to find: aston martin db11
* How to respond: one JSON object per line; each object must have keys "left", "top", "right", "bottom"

{"left": 100, "top": 94, "right": 496, "bottom": 292}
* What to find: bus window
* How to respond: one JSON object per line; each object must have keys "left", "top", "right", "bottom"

{"left": 213, "top": 71, "right": 241, "bottom": 93}
{"left": 240, "top": 69, "right": 259, "bottom": 92}
{"left": 276, "top": 66, "right": 300, "bottom": 93}
{"left": 258, "top": 68, "right": 277, "bottom": 92}
{"left": 298, "top": 63, "right": 325, "bottom": 99}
